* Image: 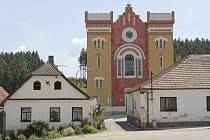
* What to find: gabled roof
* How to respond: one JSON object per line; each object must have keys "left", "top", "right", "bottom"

{"left": 1, "top": 61, "right": 90, "bottom": 105}
{"left": 126, "top": 55, "right": 210, "bottom": 93}
{"left": 32, "top": 62, "right": 62, "bottom": 76}
{"left": 0, "top": 86, "right": 9, "bottom": 103}
{"left": 31, "top": 61, "right": 90, "bottom": 98}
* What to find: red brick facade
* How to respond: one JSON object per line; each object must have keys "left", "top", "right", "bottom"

{"left": 111, "top": 5, "right": 149, "bottom": 106}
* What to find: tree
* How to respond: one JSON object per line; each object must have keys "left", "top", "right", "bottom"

{"left": 0, "top": 51, "right": 44, "bottom": 93}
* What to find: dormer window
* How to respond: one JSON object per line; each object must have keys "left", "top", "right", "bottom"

{"left": 92, "top": 37, "right": 106, "bottom": 48}
{"left": 54, "top": 81, "right": 61, "bottom": 90}
{"left": 154, "top": 37, "right": 168, "bottom": 48}
{"left": 33, "top": 81, "right": 41, "bottom": 90}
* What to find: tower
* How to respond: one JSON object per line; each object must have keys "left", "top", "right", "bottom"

{"left": 147, "top": 12, "right": 175, "bottom": 75}
{"left": 85, "top": 5, "right": 175, "bottom": 112}
{"left": 78, "top": 48, "right": 87, "bottom": 79}
{"left": 85, "top": 11, "right": 113, "bottom": 106}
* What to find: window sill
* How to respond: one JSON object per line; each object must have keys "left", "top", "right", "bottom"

{"left": 21, "top": 120, "right": 31, "bottom": 122}
{"left": 124, "top": 76, "right": 136, "bottom": 79}
{"left": 160, "top": 110, "right": 177, "bottom": 112}
{"left": 72, "top": 120, "right": 82, "bottom": 122}
{"left": 138, "top": 76, "right": 143, "bottom": 79}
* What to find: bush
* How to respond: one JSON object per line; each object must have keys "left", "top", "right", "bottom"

{"left": 74, "top": 126, "right": 82, "bottom": 135}
{"left": 82, "top": 125, "right": 98, "bottom": 134}
{"left": 28, "top": 134, "right": 38, "bottom": 140}
{"left": 17, "top": 134, "right": 26, "bottom": 140}
{"left": 25, "top": 121, "right": 49, "bottom": 138}
{"left": 0, "top": 134, "right": 2, "bottom": 140}
{"left": 47, "top": 130, "right": 62, "bottom": 139}
{"left": 17, "top": 129, "right": 25, "bottom": 137}
{"left": 5, "top": 136, "right": 11, "bottom": 140}
{"left": 7, "top": 130, "right": 15, "bottom": 140}
{"left": 62, "top": 127, "right": 74, "bottom": 136}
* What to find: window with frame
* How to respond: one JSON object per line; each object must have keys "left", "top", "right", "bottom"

{"left": 160, "top": 39, "right": 163, "bottom": 48}
{"left": 72, "top": 107, "right": 82, "bottom": 121}
{"left": 163, "top": 40, "right": 166, "bottom": 47}
{"left": 50, "top": 107, "right": 60, "bottom": 122}
{"left": 156, "top": 40, "right": 159, "bottom": 47}
{"left": 154, "top": 37, "right": 168, "bottom": 48}
{"left": 160, "top": 97, "right": 177, "bottom": 112}
{"left": 102, "top": 40, "right": 104, "bottom": 47}
{"left": 138, "top": 59, "right": 142, "bottom": 77}
{"left": 97, "top": 57, "right": 101, "bottom": 68}
{"left": 54, "top": 81, "right": 61, "bottom": 90}
{"left": 99, "top": 79, "right": 103, "bottom": 88}
{"left": 95, "top": 78, "right": 103, "bottom": 88}
{"left": 33, "top": 81, "right": 41, "bottom": 90}
{"left": 117, "top": 59, "right": 122, "bottom": 77}
{"left": 21, "top": 107, "right": 31, "bottom": 122}
{"left": 160, "top": 56, "right": 163, "bottom": 68}
{"left": 94, "top": 40, "right": 97, "bottom": 48}
{"left": 206, "top": 96, "right": 210, "bottom": 111}
{"left": 97, "top": 39, "right": 101, "bottom": 48}
{"left": 125, "top": 54, "right": 135, "bottom": 77}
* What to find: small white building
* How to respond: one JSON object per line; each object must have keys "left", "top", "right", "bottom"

{"left": 3, "top": 56, "right": 91, "bottom": 132}
{"left": 125, "top": 55, "right": 210, "bottom": 128}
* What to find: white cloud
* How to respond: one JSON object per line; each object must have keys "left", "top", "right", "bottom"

{"left": 17, "top": 45, "right": 28, "bottom": 52}
{"left": 72, "top": 37, "right": 87, "bottom": 46}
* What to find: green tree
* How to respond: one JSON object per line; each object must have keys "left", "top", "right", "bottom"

{"left": 0, "top": 51, "right": 44, "bottom": 93}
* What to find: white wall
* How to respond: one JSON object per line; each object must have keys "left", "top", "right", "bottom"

{"left": 150, "top": 89, "right": 210, "bottom": 123}
{"left": 11, "top": 76, "right": 86, "bottom": 99}
{"left": 125, "top": 92, "right": 146, "bottom": 117}
{"left": 5, "top": 100, "right": 90, "bottom": 132}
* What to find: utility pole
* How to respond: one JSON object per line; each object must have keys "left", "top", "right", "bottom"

{"left": 147, "top": 71, "right": 154, "bottom": 128}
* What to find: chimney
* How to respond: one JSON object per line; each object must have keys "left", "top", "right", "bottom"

{"left": 48, "top": 56, "right": 54, "bottom": 64}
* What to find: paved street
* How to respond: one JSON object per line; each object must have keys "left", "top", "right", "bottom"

{"left": 57, "top": 113, "right": 210, "bottom": 140}
{"left": 57, "top": 126, "right": 210, "bottom": 140}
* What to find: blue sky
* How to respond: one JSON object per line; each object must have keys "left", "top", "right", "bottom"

{"left": 0, "top": 0, "right": 210, "bottom": 77}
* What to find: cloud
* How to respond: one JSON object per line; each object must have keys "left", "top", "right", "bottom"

{"left": 17, "top": 45, "right": 28, "bottom": 52}
{"left": 72, "top": 37, "right": 87, "bottom": 46}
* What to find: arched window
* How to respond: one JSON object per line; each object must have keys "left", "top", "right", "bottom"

{"left": 97, "top": 56, "right": 101, "bottom": 67}
{"left": 33, "top": 81, "right": 41, "bottom": 90}
{"left": 117, "top": 59, "right": 122, "bottom": 77}
{"left": 125, "top": 54, "right": 135, "bottom": 77}
{"left": 160, "top": 39, "right": 163, "bottom": 48}
{"left": 94, "top": 40, "right": 97, "bottom": 48}
{"left": 54, "top": 81, "right": 62, "bottom": 90}
{"left": 156, "top": 40, "right": 159, "bottom": 47}
{"left": 154, "top": 37, "right": 168, "bottom": 48}
{"left": 102, "top": 40, "right": 104, "bottom": 47}
{"left": 98, "top": 39, "right": 101, "bottom": 48}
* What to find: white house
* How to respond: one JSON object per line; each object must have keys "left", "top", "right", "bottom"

{"left": 125, "top": 55, "right": 210, "bottom": 128}
{"left": 3, "top": 56, "right": 91, "bottom": 132}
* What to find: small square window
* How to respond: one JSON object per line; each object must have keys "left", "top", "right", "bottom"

{"left": 54, "top": 81, "right": 61, "bottom": 90}
{"left": 33, "top": 81, "right": 41, "bottom": 90}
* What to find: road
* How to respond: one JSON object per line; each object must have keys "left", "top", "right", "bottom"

{"left": 57, "top": 113, "right": 210, "bottom": 140}
{"left": 57, "top": 126, "right": 210, "bottom": 140}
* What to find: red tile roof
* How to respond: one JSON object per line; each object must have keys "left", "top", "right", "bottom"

{"left": 0, "top": 86, "right": 9, "bottom": 103}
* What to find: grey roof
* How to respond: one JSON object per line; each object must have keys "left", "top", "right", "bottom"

{"left": 32, "top": 62, "right": 62, "bottom": 76}
{"left": 127, "top": 55, "right": 210, "bottom": 92}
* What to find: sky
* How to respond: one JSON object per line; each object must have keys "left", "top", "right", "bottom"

{"left": 0, "top": 0, "right": 210, "bottom": 77}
